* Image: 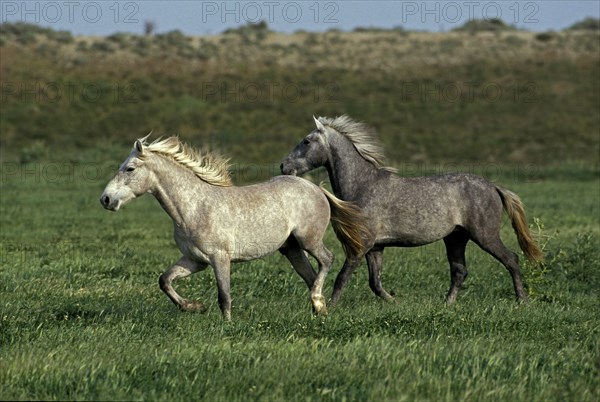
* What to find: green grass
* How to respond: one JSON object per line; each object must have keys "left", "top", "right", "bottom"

{"left": 1, "top": 22, "right": 599, "bottom": 401}
{"left": 1, "top": 161, "right": 598, "bottom": 401}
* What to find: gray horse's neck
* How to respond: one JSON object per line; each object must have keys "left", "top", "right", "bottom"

{"left": 324, "top": 131, "right": 382, "bottom": 201}
{"left": 150, "top": 156, "right": 210, "bottom": 227}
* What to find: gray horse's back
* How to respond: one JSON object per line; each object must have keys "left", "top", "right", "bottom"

{"left": 365, "top": 172, "right": 503, "bottom": 246}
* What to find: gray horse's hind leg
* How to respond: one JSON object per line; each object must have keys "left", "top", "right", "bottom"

{"left": 330, "top": 257, "right": 361, "bottom": 306}
{"left": 159, "top": 256, "right": 207, "bottom": 312}
{"left": 475, "top": 236, "right": 528, "bottom": 302}
{"left": 280, "top": 236, "right": 317, "bottom": 289}
{"left": 443, "top": 230, "right": 469, "bottom": 304}
{"left": 366, "top": 248, "right": 395, "bottom": 302}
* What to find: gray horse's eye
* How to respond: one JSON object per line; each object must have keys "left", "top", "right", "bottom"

{"left": 303, "top": 139, "right": 310, "bottom": 145}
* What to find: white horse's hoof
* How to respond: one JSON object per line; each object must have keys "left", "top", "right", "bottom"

{"left": 311, "top": 294, "right": 328, "bottom": 315}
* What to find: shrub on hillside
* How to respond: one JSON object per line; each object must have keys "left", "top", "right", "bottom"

{"left": 0, "top": 22, "right": 52, "bottom": 37}
{"left": 454, "top": 18, "right": 517, "bottom": 32}
{"left": 353, "top": 26, "right": 407, "bottom": 34}
{"left": 567, "top": 17, "right": 600, "bottom": 31}
{"left": 49, "top": 30, "right": 74, "bottom": 44}
{"left": 107, "top": 32, "right": 132, "bottom": 48}
{"left": 223, "top": 21, "right": 271, "bottom": 44}
{"left": 19, "top": 141, "right": 48, "bottom": 165}
{"left": 535, "top": 31, "right": 558, "bottom": 42}
{"left": 0, "top": 22, "right": 72, "bottom": 44}
{"left": 90, "top": 40, "right": 116, "bottom": 53}
{"left": 155, "top": 30, "right": 192, "bottom": 52}
{"left": 0, "top": 22, "right": 44, "bottom": 44}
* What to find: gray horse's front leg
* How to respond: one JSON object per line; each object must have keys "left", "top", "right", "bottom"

{"left": 158, "top": 257, "right": 207, "bottom": 312}
{"left": 210, "top": 255, "right": 232, "bottom": 321}
{"left": 330, "top": 257, "right": 361, "bottom": 306}
{"left": 366, "top": 249, "right": 395, "bottom": 302}
{"left": 443, "top": 231, "right": 469, "bottom": 304}
{"left": 280, "top": 241, "right": 317, "bottom": 289}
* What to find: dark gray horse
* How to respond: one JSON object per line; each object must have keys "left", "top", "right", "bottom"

{"left": 281, "top": 115, "right": 543, "bottom": 305}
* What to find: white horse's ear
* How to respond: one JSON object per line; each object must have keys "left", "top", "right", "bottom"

{"left": 313, "top": 116, "right": 326, "bottom": 133}
{"left": 139, "top": 131, "right": 152, "bottom": 144}
{"left": 135, "top": 132, "right": 151, "bottom": 153}
{"left": 135, "top": 139, "right": 144, "bottom": 153}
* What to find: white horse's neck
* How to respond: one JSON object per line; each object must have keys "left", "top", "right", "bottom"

{"left": 149, "top": 155, "right": 215, "bottom": 228}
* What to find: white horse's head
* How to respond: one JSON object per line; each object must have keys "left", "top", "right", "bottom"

{"left": 100, "top": 137, "right": 154, "bottom": 211}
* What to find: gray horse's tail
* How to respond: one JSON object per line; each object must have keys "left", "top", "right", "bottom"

{"left": 320, "top": 185, "right": 371, "bottom": 260}
{"left": 496, "top": 187, "right": 544, "bottom": 263}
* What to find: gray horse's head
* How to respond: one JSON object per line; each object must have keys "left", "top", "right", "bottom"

{"left": 280, "top": 116, "right": 330, "bottom": 176}
{"left": 100, "top": 138, "right": 154, "bottom": 211}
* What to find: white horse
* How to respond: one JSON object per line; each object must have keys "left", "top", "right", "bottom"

{"left": 100, "top": 136, "right": 369, "bottom": 320}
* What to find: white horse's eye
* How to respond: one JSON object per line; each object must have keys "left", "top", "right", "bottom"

{"left": 126, "top": 167, "right": 135, "bottom": 172}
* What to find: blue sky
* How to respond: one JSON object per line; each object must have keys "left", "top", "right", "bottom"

{"left": 1, "top": 1, "right": 599, "bottom": 35}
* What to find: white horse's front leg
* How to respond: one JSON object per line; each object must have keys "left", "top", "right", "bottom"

{"left": 210, "top": 254, "right": 232, "bottom": 321}
{"left": 159, "top": 256, "right": 207, "bottom": 312}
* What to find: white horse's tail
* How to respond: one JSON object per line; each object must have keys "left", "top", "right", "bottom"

{"left": 320, "top": 184, "right": 372, "bottom": 260}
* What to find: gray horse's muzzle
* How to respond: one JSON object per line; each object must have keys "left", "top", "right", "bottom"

{"left": 280, "top": 161, "right": 297, "bottom": 176}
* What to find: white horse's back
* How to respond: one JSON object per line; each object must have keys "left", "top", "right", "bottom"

{"left": 197, "top": 175, "right": 329, "bottom": 262}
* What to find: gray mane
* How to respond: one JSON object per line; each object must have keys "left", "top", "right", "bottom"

{"left": 317, "top": 115, "right": 397, "bottom": 173}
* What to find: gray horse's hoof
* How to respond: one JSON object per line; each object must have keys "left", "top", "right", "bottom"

{"left": 179, "top": 300, "right": 207, "bottom": 313}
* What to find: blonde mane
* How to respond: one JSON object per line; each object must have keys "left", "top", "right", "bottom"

{"left": 140, "top": 136, "right": 232, "bottom": 186}
{"left": 317, "top": 115, "right": 397, "bottom": 173}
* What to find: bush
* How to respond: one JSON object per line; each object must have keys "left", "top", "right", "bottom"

{"left": 0, "top": 22, "right": 52, "bottom": 37}
{"left": 353, "top": 26, "right": 406, "bottom": 33}
{"left": 535, "top": 31, "right": 558, "bottom": 42}
{"left": 90, "top": 41, "right": 116, "bottom": 53}
{"left": 49, "top": 30, "right": 74, "bottom": 44}
{"left": 19, "top": 141, "right": 48, "bottom": 164}
{"left": 454, "top": 19, "right": 517, "bottom": 32}
{"left": 156, "top": 30, "right": 187, "bottom": 46}
{"left": 522, "top": 218, "right": 600, "bottom": 301}
{"left": 0, "top": 22, "right": 73, "bottom": 45}
{"left": 567, "top": 17, "right": 600, "bottom": 31}
{"left": 76, "top": 41, "right": 89, "bottom": 51}
{"left": 107, "top": 32, "right": 131, "bottom": 48}
{"left": 196, "top": 40, "right": 218, "bottom": 60}
{"left": 223, "top": 21, "right": 270, "bottom": 44}
{"left": 504, "top": 35, "right": 527, "bottom": 47}
{"left": 223, "top": 20, "right": 270, "bottom": 35}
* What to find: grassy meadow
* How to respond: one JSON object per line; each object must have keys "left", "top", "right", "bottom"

{"left": 1, "top": 21, "right": 599, "bottom": 401}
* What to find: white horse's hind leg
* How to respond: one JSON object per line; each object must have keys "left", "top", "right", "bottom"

{"left": 305, "top": 243, "right": 333, "bottom": 315}
{"left": 210, "top": 255, "right": 232, "bottom": 321}
{"left": 159, "top": 256, "right": 207, "bottom": 312}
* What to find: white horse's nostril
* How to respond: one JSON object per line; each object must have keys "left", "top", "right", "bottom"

{"left": 101, "top": 195, "right": 110, "bottom": 207}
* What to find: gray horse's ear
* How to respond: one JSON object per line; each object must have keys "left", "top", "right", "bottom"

{"left": 313, "top": 116, "right": 326, "bottom": 133}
